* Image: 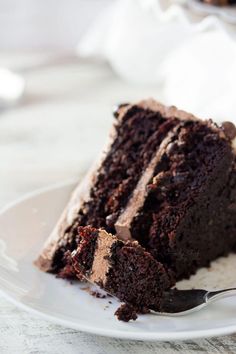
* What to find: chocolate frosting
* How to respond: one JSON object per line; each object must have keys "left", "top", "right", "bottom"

{"left": 221, "top": 121, "right": 236, "bottom": 141}
{"left": 89, "top": 230, "right": 115, "bottom": 285}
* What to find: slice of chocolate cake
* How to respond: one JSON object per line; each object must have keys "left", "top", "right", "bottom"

{"left": 71, "top": 226, "right": 173, "bottom": 320}
{"left": 35, "top": 100, "right": 182, "bottom": 275}
{"left": 36, "top": 99, "right": 236, "bottom": 288}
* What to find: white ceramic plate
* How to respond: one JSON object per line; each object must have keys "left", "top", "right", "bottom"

{"left": 188, "top": 0, "right": 236, "bottom": 24}
{"left": 0, "top": 181, "right": 236, "bottom": 341}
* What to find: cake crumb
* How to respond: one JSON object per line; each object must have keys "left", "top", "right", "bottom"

{"left": 90, "top": 290, "right": 106, "bottom": 299}
{"left": 115, "top": 304, "right": 138, "bottom": 322}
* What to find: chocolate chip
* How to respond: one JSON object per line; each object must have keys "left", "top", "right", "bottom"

{"left": 221, "top": 121, "right": 236, "bottom": 140}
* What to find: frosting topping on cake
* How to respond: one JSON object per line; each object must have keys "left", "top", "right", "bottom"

{"left": 89, "top": 230, "right": 115, "bottom": 284}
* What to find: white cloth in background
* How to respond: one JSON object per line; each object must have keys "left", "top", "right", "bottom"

{"left": 77, "top": 0, "right": 236, "bottom": 122}
{"left": 0, "top": 0, "right": 110, "bottom": 50}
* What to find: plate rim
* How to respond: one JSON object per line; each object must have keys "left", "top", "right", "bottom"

{"left": 1, "top": 181, "right": 236, "bottom": 341}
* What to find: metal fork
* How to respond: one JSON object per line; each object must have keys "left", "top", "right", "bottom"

{"left": 158, "top": 288, "right": 236, "bottom": 316}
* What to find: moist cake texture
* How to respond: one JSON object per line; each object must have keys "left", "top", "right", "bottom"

{"left": 130, "top": 119, "right": 236, "bottom": 279}
{"left": 72, "top": 226, "right": 173, "bottom": 319}
{"left": 35, "top": 99, "right": 236, "bottom": 319}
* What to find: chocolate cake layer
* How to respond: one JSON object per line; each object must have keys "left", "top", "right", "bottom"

{"left": 72, "top": 226, "right": 173, "bottom": 315}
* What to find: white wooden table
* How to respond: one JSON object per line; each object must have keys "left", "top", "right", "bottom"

{"left": 0, "top": 51, "right": 236, "bottom": 354}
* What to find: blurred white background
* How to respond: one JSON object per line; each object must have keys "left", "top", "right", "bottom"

{"left": 0, "top": 0, "right": 110, "bottom": 49}
{"left": 1, "top": 0, "right": 236, "bottom": 120}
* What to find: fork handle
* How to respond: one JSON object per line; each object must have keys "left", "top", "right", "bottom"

{"left": 206, "top": 288, "right": 236, "bottom": 304}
